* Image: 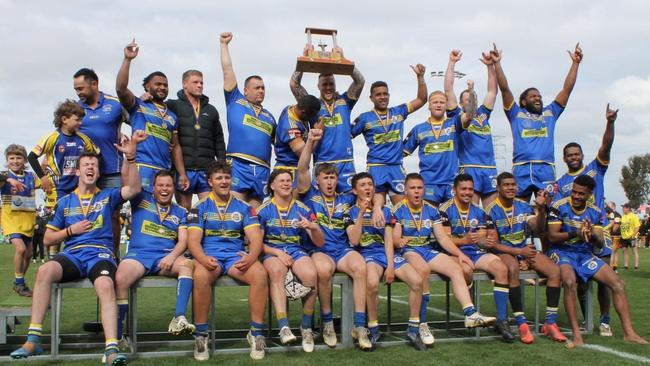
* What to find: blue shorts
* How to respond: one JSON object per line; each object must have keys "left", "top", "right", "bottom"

{"left": 594, "top": 232, "right": 613, "bottom": 258}
{"left": 359, "top": 248, "right": 406, "bottom": 270}
{"left": 230, "top": 158, "right": 270, "bottom": 201}
{"left": 204, "top": 249, "right": 245, "bottom": 274}
{"left": 58, "top": 246, "right": 117, "bottom": 279}
{"left": 178, "top": 170, "right": 210, "bottom": 194}
{"left": 424, "top": 183, "right": 453, "bottom": 204}
{"left": 402, "top": 246, "right": 441, "bottom": 263}
{"left": 273, "top": 165, "right": 299, "bottom": 189}
{"left": 262, "top": 244, "right": 308, "bottom": 262}
{"left": 137, "top": 164, "right": 163, "bottom": 193}
{"left": 9, "top": 234, "right": 32, "bottom": 245}
{"left": 513, "top": 163, "right": 556, "bottom": 200}
{"left": 312, "top": 246, "right": 354, "bottom": 264}
{"left": 461, "top": 248, "right": 488, "bottom": 264}
{"left": 367, "top": 164, "right": 405, "bottom": 195}
{"left": 460, "top": 166, "right": 497, "bottom": 195}
{"left": 548, "top": 249, "right": 605, "bottom": 283}
{"left": 123, "top": 251, "right": 169, "bottom": 275}
{"left": 316, "top": 161, "right": 355, "bottom": 193}
{"left": 98, "top": 173, "right": 122, "bottom": 189}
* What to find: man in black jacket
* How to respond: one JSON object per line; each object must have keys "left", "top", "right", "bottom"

{"left": 167, "top": 70, "right": 226, "bottom": 209}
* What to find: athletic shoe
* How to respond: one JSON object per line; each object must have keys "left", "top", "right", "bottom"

{"left": 599, "top": 323, "right": 613, "bottom": 337}
{"left": 279, "top": 326, "right": 297, "bottom": 344}
{"left": 418, "top": 323, "right": 435, "bottom": 345}
{"left": 541, "top": 323, "right": 567, "bottom": 342}
{"left": 300, "top": 327, "right": 315, "bottom": 353}
{"left": 495, "top": 319, "right": 515, "bottom": 343}
{"left": 10, "top": 342, "right": 43, "bottom": 359}
{"left": 32, "top": 259, "right": 36, "bottom": 264}
{"left": 168, "top": 315, "right": 196, "bottom": 336}
{"left": 118, "top": 336, "right": 132, "bottom": 353}
{"left": 369, "top": 329, "right": 381, "bottom": 346}
{"left": 41, "top": 259, "right": 45, "bottom": 264}
{"left": 13, "top": 283, "right": 33, "bottom": 297}
{"left": 194, "top": 335, "right": 209, "bottom": 361}
{"left": 518, "top": 323, "right": 534, "bottom": 344}
{"left": 104, "top": 352, "right": 127, "bottom": 366}
{"left": 351, "top": 326, "right": 372, "bottom": 350}
{"left": 246, "top": 331, "right": 266, "bottom": 360}
{"left": 464, "top": 311, "right": 496, "bottom": 328}
{"left": 405, "top": 331, "right": 427, "bottom": 351}
{"left": 322, "top": 321, "right": 337, "bottom": 347}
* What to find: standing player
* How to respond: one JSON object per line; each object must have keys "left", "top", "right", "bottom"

{"left": 445, "top": 50, "right": 499, "bottom": 207}
{"left": 187, "top": 161, "right": 269, "bottom": 361}
{"left": 619, "top": 203, "right": 641, "bottom": 270}
{"left": 493, "top": 43, "right": 583, "bottom": 200}
{"left": 116, "top": 39, "right": 189, "bottom": 193}
{"left": 607, "top": 202, "right": 622, "bottom": 270}
{"left": 547, "top": 175, "right": 647, "bottom": 346}
{"left": 290, "top": 45, "right": 365, "bottom": 192}
{"left": 167, "top": 69, "right": 225, "bottom": 210}
{"left": 220, "top": 32, "right": 276, "bottom": 207}
{"left": 486, "top": 172, "right": 566, "bottom": 343}
{"left": 351, "top": 64, "right": 427, "bottom": 206}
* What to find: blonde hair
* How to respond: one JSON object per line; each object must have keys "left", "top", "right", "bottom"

{"left": 4, "top": 144, "right": 27, "bottom": 159}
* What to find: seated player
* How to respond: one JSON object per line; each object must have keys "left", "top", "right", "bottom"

{"left": 11, "top": 132, "right": 144, "bottom": 366}
{"left": 547, "top": 175, "right": 647, "bottom": 347}
{"left": 257, "top": 168, "right": 324, "bottom": 352}
{"left": 438, "top": 174, "right": 514, "bottom": 342}
{"left": 486, "top": 172, "right": 566, "bottom": 343}
{"left": 187, "top": 161, "right": 269, "bottom": 361}
{"left": 114, "top": 170, "right": 194, "bottom": 352}
{"left": 346, "top": 172, "right": 427, "bottom": 350}
{"left": 392, "top": 172, "right": 496, "bottom": 346}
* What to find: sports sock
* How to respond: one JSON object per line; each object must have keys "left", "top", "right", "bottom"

{"left": 117, "top": 300, "right": 128, "bottom": 339}
{"left": 493, "top": 283, "right": 509, "bottom": 321}
{"left": 419, "top": 293, "right": 430, "bottom": 323}
{"left": 174, "top": 276, "right": 193, "bottom": 317}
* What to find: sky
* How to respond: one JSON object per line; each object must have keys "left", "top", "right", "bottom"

{"left": 1, "top": 0, "right": 649, "bottom": 205}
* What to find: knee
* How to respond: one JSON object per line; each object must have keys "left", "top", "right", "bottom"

{"left": 611, "top": 278, "right": 626, "bottom": 293}
{"left": 562, "top": 277, "right": 577, "bottom": 291}
{"left": 266, "top": 265, "right": 287, "bottom": 283}
{"left": 366, "top": 277, "right": 379, "bottom": 294}
{"left": 409, "top": 277, "right": 423, "bottom": 293}
{"left": 300, "top": 270, "right": 317, "bottom": 287}
{"left": 94, "top": 277, "right": 115, "bottom": 294}
{"left": 352, "top": 262, "right": 367, "bottom": 279}
{"left": 14, "top": 245, "right": 26, "bottom": 256}
{"left": 317, "top": 265, "right": 332, "bottom": 281}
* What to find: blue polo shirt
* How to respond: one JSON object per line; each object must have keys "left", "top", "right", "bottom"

{"left": 313, "top": 93, "right": 357, "bottom": 164}
{"left": 505, "top": 100, "right": 564, "bottom": 165}
{"left": 78, "top": 93, "right": 124, "bottom": 175}
{"left": 351, "top": 103, "right": 411, "bottom": 165}
{"left": 128, "top": 97, "right": 179, "bottom": 170}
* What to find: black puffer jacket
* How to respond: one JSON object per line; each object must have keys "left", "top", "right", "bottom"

{"left": 167, "top": 90, "right": 226, "bottom": 170}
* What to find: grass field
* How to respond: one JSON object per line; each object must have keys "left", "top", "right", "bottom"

{"left": 1, "top": 244, "right": 649, "bottom": 365}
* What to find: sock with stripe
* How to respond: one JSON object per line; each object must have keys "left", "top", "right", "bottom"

{"left": 407, "top": 317, "right": 419, "bottom": 335}
{"left": 545, "top": 286, "right": 561, "bottom": 324}
{"left": 321, "top": 311, "right": 333, "bottom": 324}
{"left": 276, "top": 312, "right": 289, "bottom": 329}
{"left": 14, "top": 273, "right": 25, "bottom": 285}
{"left": 194, "top": 322, "right": 209, "bottom": 337}
{"left": 27, "top": 323, "right": 42, "bottom": 344}
{"left": 104, "top": 338, "right": 119, "bottom": 356}
{"left": 509, "top": 285, "right": 526, "bottom": 325}
{"left": 368, "top": 320, "right": 379, "bottom": 337}
{"left": 354, "top": 312, "right": 366, "bottom": 328}
{"left": 302, "top": 310, "right": 314, "bottom": 330}
{"left": 250, "top": 321, "right": 264, "bottom": 337}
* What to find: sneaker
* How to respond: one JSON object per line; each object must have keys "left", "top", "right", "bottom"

{"left": 104, "top": 352, "right": 127, "bottom": 366}
{"left": 351, "top": 326, "right": 372, "bottom": 350}
{"left": 279, "top": 326, "right": 297, "bottom": 344}
{"left": 246, "top": 331, "right": 266, "bottom": 360}
{"left": 405, "top": 331, "right": 427, "bottom": 351}
{"left": 369, "top": 329, "right": 381, "bottom": 346}
{"left": 322, "top": 321, "right": 337, "bottom": 347}
{"left": 118, "top": 336, "right": 132, "bottom": 353}
{"left": 494, "top": 319, "right": 515, "bottom": 343}
{"left": 32, "top": 259, "right": 36, "bottom": 264}
{"left": 518, "top": 323, "right": 534, "bottom": 344}
{"left": 41, "top": 259, "right": 45, "bottom": 264}
{"left": 10, "top": 342, "right": 43, "bottom": 359}
{"left": 464, "top": 311, "right": 496, "bottom": 328}
{"left": 541, "top": 323, "right": 567, "bottom": 342}
{"left": 300, "top": 327, "right": 315, "bottom": 353}
{"left": 418, "top": 323, "right": 435, "bottom": 346}
{"left": 168, "top": 315, "right": 196, "bottom": 336}
{"left": 13, "top": 283, "right": 33, "bottom": 297}
{"left": 194, "top": 335, "right": 209, "bottom": 361}
{"left": 599, "top": 323, "right": 613, "bottom": 337}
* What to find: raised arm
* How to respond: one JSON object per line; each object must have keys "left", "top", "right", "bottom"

{"left": 220, "top": 32, "right": 237, "bottom": 92}
{"left": 459, "top": 81, "right": 478, "bottom": 127}
{"left": 290, "top": 71, "right": 309, "bottom": 101}
{"left": 444, "top": 50, "right": 462, "bottom": 110}
{"left": 555, "top": 43, "right": 583, "bottom": 107}
{"left": 528, "top": 192, "right": 548, "bottom": 236}
{"left": 117, "top": 130, "right": 146, "bottom": 200}
{"left": 295, "top": 128, "right": 322, "bottom": 195}
{"left": 480, "top": 52, "right": 498, "bottom": 110}
{"left": 408, "top": 64, "right": 428, "bottom": 112}
{"left": 171, "top": 133, "right": 189, "bottom": 190}
{"left": 347, "top": 66, "right": 365, "bottom": 100}
{"left": 491, "top": 43, "right": 514, "bottom": 108}
{"left": 597, "top": 103, "right": 618, "bottom": 163}
{"left": 116, "top": 39, "right": 138, "bottom": 109}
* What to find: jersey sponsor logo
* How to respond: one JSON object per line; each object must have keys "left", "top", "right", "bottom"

{"left": 521, "top": 127, "right": 548, "bottom": 138}
{"left": 141, "top": 219, "right": 178, "bottom": 240}
{"left": 204, "top": 229, "right": 240, "bottom": 238}
{"left": 242, "top": 115, "right": 273, "bottom": 136}
{"left": 423, "top": 140, "right": 454, "bottom": 154}
{"left": 372, "top": 129, "right": 401, "bottom": 145}
{"left": 467, "top": 124, "right": 492, "bottom": 135}
{"left": 145, "top": 122, "right": 172, "bottom": 143}
{"left": 321, "top": 114, "right": 343, "bottom": 128}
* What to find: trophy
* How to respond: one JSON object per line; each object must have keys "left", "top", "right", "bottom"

{"left": 296, "top": 27, "right": 355, "bottom": 75}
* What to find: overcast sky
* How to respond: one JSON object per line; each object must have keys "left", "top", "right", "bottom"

{"left": 1, "top": 0, "right": 649, "bottom": 205}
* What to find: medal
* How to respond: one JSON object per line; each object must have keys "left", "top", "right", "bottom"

{"left": 194, "top": 123, "right": 201, "bottom": 130}
{"left": 273, "top": 198, "right": 295, "bottom": 243}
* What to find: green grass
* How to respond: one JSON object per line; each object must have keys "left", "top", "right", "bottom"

{"left": 1, "top": 244, "right": 649, "bottom": 365}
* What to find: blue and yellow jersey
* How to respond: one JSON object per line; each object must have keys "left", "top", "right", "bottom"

{"left": 47, "top": 187, "right": 123, "bottom": 251}
{"left": 346, "top": 205, "right": 394, "bottom": 254}
{"left": 351, "top": 103, "right": 411, "bottom": 165}
{"left": 1, "top": 170, "right": 40, "bottom": 237}
{"left": 187, "top": 192, "right": 259, "bottom": 254}
{"left": 556, "top": 158, "right": 608, "bottom": 211}
{"left": 548, "top": 197, "right": 607, "bottom": 253}
{"left": 391, "top": 200, "right": 442, "bottom": 249}
{"left": 486, "top": 198, "right": 534, "bottom": 248}
{"left": 301, "top": 185, "right": 355, "bottom": 251}
{"left": 224, "top": 86, "right": 276, "bottom": 167}
{"left": 439, "top": 198, "right": 493, "bottom": 256}
{"left": 79, "top": 93, "right": 124, "bottom": 175}
{"left": 31, "top": 129, "right": 99, "bottom": 194}
{"left": 274, "top": 106, "right": 309, "bottom": 168}
{"left": 313, "top": 93, "right": 357, "bottom": 164}
{"left": 455, "top": 105, "right": 497, "bottom": 168}
{"left": 403, "top": 116, "right": 461, "bottom": 185}
{"left": 504, "top": 101, "right": 564, "bottom": 165}
{"left": 128, "top": 191, "right": 187, "bottom": 256}
{"left": 128, "top": 97, "right": 178, "bottom": 170}
{"left": 257, "top": 198, "right": 315, "bottom": 246}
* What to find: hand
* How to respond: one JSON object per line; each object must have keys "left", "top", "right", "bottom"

{"left": 277, "top": 251, "right": 294, "bottom": 267}
{"left": 410, "top": 63, "right": 426, "bottom": 77}
{"left": 332, "top": 45, "right": 344, "bottom": 57}
{"left": 606, "top": 103, "right": 619, "bottom": 123}
{"left": 40, "top": 175, "right": 54, "bottom": 194}
{"left": 69, "top": 220, "right": 93, "bottom": 235}
{"left": 234, "top": 251, "right": 256, "bottom": 272}
{"left": 220, "top": 32, "right": 233, "bottom": 44}
{"left": 468, "top": 231, "right": 480, "bottom": 244}
{"left": 479, "top": 235, "right": 496, "bottom": 250}
{"left": 458, "top": 253, "right": 475, "bottom": 270}
{"left": 297, "top": 213, "right": 315, "bottom": 230}
{"left": 534, "top": 190, "right": 548, "bottom": 207}
{"left": 115, "top": 130, "right": 146, "bottom": 159}
{"left": 140, "top": 91, "right": 153, "bottom": 102}
{"left": 567, "top": 43, "right": 583, "bottom": 64}
{"left": 519, "top": 259, "right": 530, "bottom": 271}
{"left": 124, "top": 39, "right": 139, "bottom": 60}
{"left": 158, "top": 253, "right": 176, "bottom": 272}
{"left": 200, "top": 256, "right": 219, "bottom": 271}
{"left": 396, "top": 237, "right": 410, "bottom": 249}
{"left": 6, "top": 178, "right": 26, "bottom": 193}
{"left": 479, "top": 51, "right": 493, "bottom": 65}
{"left": 303, "top": 43, "right": 314, "bottom": 56}
{"left": 371, "top": 203, "right": 385, "bottom": 229}
{"left": 467, "top": 79, "right": 475, "bottom": 92}
{"left": 449, "top": 49, "right": 463, "bottom": 62}
{"left": 308, "top": 127, "right": 323, "bottom": 142}
{"left": 581, "top": 220, "right": 592, "bottom": 243}
{"left": 177, "top": 174, "right": 190, "bottom": 191}
{"left": 490, "top": 43, "right": 502, "bottom": 63}
{"left": 519, "top": 245, "right": 537, "bottom": 259}
{"left": 384, "top": 265, "right": 395, "bottom": 284}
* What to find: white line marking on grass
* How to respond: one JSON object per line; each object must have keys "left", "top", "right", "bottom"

{"left": 379, "top": 295, "right": 465, "bottom": 319}
{"left": 582, "top": 344, "right": 650, "bottom": 364}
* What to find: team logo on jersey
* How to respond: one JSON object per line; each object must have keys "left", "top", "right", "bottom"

{"left": 102, "top": 105, "right": 113, "bottom": 113}
{"left": 423, "top": 219, "right": 432, "bottom": 229}
{"left": 516, "top": 214, "right": 526, "bottom": 224}
{"left": 231, "top": 212, "right": 242, "bottom": 223}
{"left": 549, "top": 252, "right": 560, "bottom": 263}
{"left": 469, "top": 219, "right": 479, "bottom": 229}
{"left": 168, "top": 215, "right": 180, "bottom": 225}
{"left": 545, "top": 183, "right": 555, "bottom": 194}
{"left": 335, "top": 203, "right": 345, "bottom": 213}
{"left": 395, "top": 183, "right": 405, "bottom": 193}
{"left": 491, "top": 178, "right": 497, "bottom": 188}
{"left": 58, "top": 144, "right": 65, "bottom": 153}
{"left": 98, "top": 253, "right": 110, "bottom": 259}
{"left": 587, "top": 260, "right": 598, "bottom": 270}
{"left": 92, "top": 201, "right": 106, "bottom": 212}
{"left": 290, "top": 218, "right": 299, "bottom": 228}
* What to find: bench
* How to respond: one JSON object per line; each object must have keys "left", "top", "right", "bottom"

{"left": 0, "top": 307, "right": 32, "bottom": 344}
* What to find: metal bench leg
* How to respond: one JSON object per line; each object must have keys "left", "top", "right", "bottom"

{"left": 445, "top": 281, "right": 451, "bottom": 331}
{"left": 0, "top": 314, "right": 7, "bottom": 344}
{"left": 130, "top": 285, "right": 138, "bottom": 354}
{"left": 340, "top": 278, "right": 353, "bottom": 348}
{"left": 585, "top": 281, "right": 594, "bottom": 333}
{"left": 51, "top": 285, "right": 61, "bottom": 357}
{"left": 474, "top": 280, "right": 480, "bottom": 338}
{"left": 386, "top": 284, "right": 391, "bottom": 333}
{"left": 210, "top": 285, "right": 216, "bottom": 354}
{"left": 534, "top": 275, "right": 540, "bottom": 335}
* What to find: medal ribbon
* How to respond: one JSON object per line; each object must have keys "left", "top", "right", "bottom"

{"left": 273, "top": 198, "right": 295, "bottom": 239}
{"left": 428, "top": 117, "right": 443, "bottom": 140}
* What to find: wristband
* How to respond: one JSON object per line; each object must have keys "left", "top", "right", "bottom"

{"left": 66, "top": 227, "right": 72, "bottom": 238}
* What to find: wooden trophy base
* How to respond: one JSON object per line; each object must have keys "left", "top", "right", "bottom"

{"left": 296, "top": 56, "right": 355, "bottom": 75}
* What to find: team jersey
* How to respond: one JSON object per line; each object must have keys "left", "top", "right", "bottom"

{"left": 391, "top": 200, "right": 442, "bottom": 249}
{"left": 351, "top": 103, "right": 411, "bottom": 165}
{"left": 548, "top": 197, "right": 608, "bottom": 253}
{"left": 313, "top": 93, "right": 357, "bottom": 164}
{"left": 128, "top": 97, "right": 178, "bottom": 170}
{"left": 439, "top": 198, "right": 493, "bottom": 256}
{"left": 301, "top": 185, "right": 355, "bottom": 251}
{"left": 486, "top": 198, "right": 534, "bottom": 248}
{"left": 257, "top": 198, "right": 315, "bottom": 246}
{"left": 556, "top": 158, "right": 608, "bottom": 210}
{"left": 620, "top": 212, "right": 640, "bottom": 240}
{"left": 187, "top": 192, "right": 259, "bottom": 254}
{"left": 128, "top": 191, "right": 188, "bottom": 256}
{"left": 1, "top": 170, "right": 40, "bottom": 237}
{"left": 78, "top": 93, "right": 124, "bottom": 175}
{"left": 504, "top": 100, "right": 564, "bottom": 165}
{"left": 403, "top": 116, "right": 461, "bottom": 185}
{"left": 47, "top": 187, "right": 124, "bottom": 252}
{"left": 224, "top": 86, "right": 276, "bottom": 167}
{"left": 274, "top": 106, "right": 309, "bottom": 168}
{"left": 455, "top": 105, "right": 497, "bottom": 168}
{"left": 346, "top": 205, "right": 394, "bottom": 254}
{"left": 31, "top": 129, "right": 99, "bottom": 193}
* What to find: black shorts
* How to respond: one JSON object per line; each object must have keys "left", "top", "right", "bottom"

{"left": 620, "top": 238, "right": 634, "bottom": 248}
